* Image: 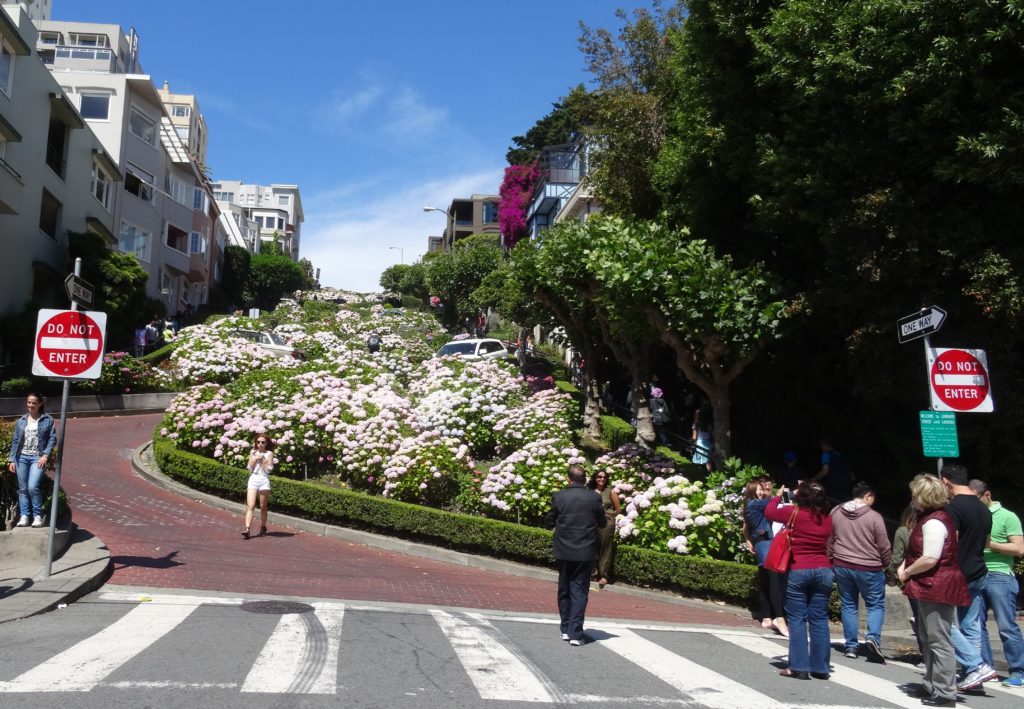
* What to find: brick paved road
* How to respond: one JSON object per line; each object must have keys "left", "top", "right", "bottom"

{"left": 61, "top": 413, "right": 751, "bottom": 626}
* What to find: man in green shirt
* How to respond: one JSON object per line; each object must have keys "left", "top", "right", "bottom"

{"left": 970, "top": 479, "right": 1024, "bottom": 688}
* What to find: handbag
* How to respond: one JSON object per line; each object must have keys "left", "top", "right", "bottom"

{"left": 764, "top": 506, "right": 798, "bottom": 573}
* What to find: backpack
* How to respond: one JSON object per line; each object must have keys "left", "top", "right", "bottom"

{"left": 650, "top": 397, "right": 669, "bottom": 424}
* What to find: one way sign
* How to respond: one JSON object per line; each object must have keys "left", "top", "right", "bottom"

{"left": 897, "top": 306, "right": 947, "bottom": 344}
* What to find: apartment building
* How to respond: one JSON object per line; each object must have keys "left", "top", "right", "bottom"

{"left": 157, "top": 80, "right": 207, "bottom": 167}
{"left": 525, "top": 142, "right": 589, "bottom": 239}
{"left": 0, "top": 4, "right": 119, "bottom": 317}
{"left": 434, "top": 193, "right": 500, "bottom": 250}
{"left": 35, "top": 17, "right": 217, "bottom": 315}
{"left": 211, "top": 180, "right": 303, "bottom": 260}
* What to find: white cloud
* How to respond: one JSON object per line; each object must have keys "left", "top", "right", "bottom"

{"left": 382, "top": 87, "right": 448, "bottom": 137}
{"left": 323, "top": 86, "right": 384, "bottom": 127}
{"left": 316, "top": 81, "right": 448, "bottom": 141}
{"left": 301, "top": 168, "right": 504, "bottom": 292}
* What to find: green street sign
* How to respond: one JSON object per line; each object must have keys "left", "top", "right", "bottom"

{"left": 920, "top": 411, "right": 959, "bottom": 458}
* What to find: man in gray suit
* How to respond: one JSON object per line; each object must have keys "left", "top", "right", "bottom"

{"left": 545, "top": 465, "right": 606, "bottom": 646}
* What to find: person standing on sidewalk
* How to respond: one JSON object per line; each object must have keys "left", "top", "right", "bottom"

{"left": 587, "top": 470, "right": 621, "bottom": 590}
{"left": 829, "top": 482, "right": 891, "bottom": 662}
{"left": 941, "top": 463, "right": 998, "bottom": 690}
{"left": 545, "top": 465, "right": 606, "bottom": 646}
{"left": 899, "top": 474, "right": 971, "bottom": 708}
{"left": 7, "top": 392, "right": 57, "bottom": 528}
{"left": 969, "top": 479, "right": 1024, "bottom": 688}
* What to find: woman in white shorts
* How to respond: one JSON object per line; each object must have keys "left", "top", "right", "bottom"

{"left": 243, "top": 434, "right": 275, "bottom": 539}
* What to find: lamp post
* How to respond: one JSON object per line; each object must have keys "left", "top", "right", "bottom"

{"left": 388, "top": 246, "right": 404, "bottom": 264}
{"left": 423, "top": 205, "right": 455, "bottom": 250}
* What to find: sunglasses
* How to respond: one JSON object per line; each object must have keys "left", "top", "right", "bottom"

{"left": 256, "top": 440, "right": 268, "bottom": 445}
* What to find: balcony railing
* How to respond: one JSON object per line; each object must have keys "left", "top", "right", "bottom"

{"left": 52, "top": 46, "right": 117, "bottom": 73}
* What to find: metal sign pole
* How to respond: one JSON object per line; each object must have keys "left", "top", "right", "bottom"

{"left": 923, "top": 332, "right": 944, "bottom": 477}
{"left": 43, "top": 258, "right": 80, "bottom": 578}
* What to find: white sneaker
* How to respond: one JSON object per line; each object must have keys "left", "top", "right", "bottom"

{"left": 16, "top": 515, "right": 29, "bottom": 527}
{"left": 560, "top": 633, "right": 569, "bottom": 641}
{"left": 958, "top": 664, "right": 998, "bottom": 690}
{"left": 31, "top": 515, "right": 43, "bottom": 528}
{"left": 569, "top": 638, "right": 583, "bottom": 646}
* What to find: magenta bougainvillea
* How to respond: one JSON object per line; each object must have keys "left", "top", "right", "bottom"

{"left": 498, "top": 161, "right": 539, "bottom": 249}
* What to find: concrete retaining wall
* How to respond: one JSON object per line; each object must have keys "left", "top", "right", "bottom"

{"left": 0, "top": 392, "right": 179, "bottom": 418}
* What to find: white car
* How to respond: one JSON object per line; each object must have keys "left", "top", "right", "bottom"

{"left": 230, "top": 329, "right": 303, "bottom": 360}
{"left": 435, "top": 338, "right": 511, "bottom": 361}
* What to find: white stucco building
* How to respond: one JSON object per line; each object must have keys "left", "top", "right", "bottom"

{"left": 211, "top": 180, "right": 303, "bottom": 260}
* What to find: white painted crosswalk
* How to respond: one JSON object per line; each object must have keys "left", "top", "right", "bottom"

{"left": 0, "top": 592, "right": 1018, "bottom": 708}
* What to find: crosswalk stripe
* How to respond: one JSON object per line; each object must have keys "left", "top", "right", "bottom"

{"left": 240, "top": 602, "right": 345, "bottom": 694}
{"left": 0, "top": 601, "right": 197, "bottom": 692}
{"left": 594, "top": 626, "right": 799, "bottom": 709}
{"left": 713, "top": 631, "right": 921, "bottom": 709}
{"left": 430, "top": 610, "right": 557, "bottom": 703}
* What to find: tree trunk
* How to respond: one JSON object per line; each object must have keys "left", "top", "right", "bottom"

{"left": 583, "top": 374, "right": 603, "bottom": 439}
{"left": 708, "top": 383, "right": 731, "bottom": 466}
{"left": 630, "top": 377, "right": 657, "bottom": 448}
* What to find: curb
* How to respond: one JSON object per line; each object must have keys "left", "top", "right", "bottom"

{"left": 131, "top": 441, "right": 751, "bottom": 622}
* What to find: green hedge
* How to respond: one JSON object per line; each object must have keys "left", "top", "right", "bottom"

{"left": 153, "top": 437, "right": 757, "bottom": 606}
{"left": 601, "top": 415, "right": 635, "bottom": 449}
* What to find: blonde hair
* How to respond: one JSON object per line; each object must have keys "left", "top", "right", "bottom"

{"left": 909, "top": 473, "right": 948, "bottom": 510}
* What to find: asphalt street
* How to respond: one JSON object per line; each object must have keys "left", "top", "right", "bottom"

{"left": 0, "top": 590, "right": 1019, "bottom": 708}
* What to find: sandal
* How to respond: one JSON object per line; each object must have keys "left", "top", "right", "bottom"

{"left": 779, "top": 668, "right": 810, "bottom": 680}
{"left": 258, "top": 526, "right": 267, "bottom": 537}
{"left": 242, "top": 527, "right": 250, "bottom": 539}
{"left": 598, "top": 578, "right": 607, "bottom": 589}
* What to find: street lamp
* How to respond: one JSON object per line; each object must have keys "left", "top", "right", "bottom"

{"left": 423, "top": 205, "right": 455, "bottom": 250}
{"left": 388, "top": 246, "right": 404, "bottom": 264}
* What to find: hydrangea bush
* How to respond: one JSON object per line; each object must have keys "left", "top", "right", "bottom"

{"left": 157, "top": 294, "right": 765, "bottom": 563}
{"left": 80, "top": 351, "right": 173, "bottom": 394}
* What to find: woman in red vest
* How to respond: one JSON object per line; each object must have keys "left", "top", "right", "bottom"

{"left": 898, "top": 474, "right": 971, "bottom": 708}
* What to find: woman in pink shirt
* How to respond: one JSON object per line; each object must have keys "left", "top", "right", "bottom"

{"left": 766, "top": 481, "right": 834, "bottom": 680}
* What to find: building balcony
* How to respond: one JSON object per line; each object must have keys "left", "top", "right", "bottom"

{"left": 160, "top": 243, "right": 190, "bottom": 277}
{"left": 0, "top": 157, "right": 23, "bottom": 215}
{"left": 188, "top": 252, "right": 208, "bottom": 283}
{"left": 51, "top": 46, "right": 117, "bottom": 73}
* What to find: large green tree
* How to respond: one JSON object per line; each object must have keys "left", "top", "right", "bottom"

{"left": 424, "top": 234, "right": 504, "bottom": 329}
{"left": 247, "top": 252, "right": 306, "bottom": 311}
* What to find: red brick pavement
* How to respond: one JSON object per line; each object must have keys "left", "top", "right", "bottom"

{"left": 61, "top": 413, "right": 752, "bottom": 626}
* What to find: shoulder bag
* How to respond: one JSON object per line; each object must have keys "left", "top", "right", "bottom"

{"left": 764, "top": 506, "right": 798, "bottom": 574}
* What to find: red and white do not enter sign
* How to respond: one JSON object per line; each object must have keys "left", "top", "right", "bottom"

{"left": 31, "top": 309, "right": 107, "bottom": 379}
{"left": 928, "top": 347, "right": 994, "bottom": 413}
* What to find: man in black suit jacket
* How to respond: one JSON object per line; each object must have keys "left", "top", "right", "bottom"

{"left": 544, "top": 465, "right": 606, "bottom": 645}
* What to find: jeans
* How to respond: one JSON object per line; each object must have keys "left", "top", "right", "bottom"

{"left": 979, "top": 572, "right": 1024, "bottom": 673}
{"left": 556, "top": 559, "right": 593, "bottom": 641}
{"left": 786, "top": 566, "right": 834, "bottom": 674}
{"left": 952, "top": 576, "right": 987, "bottom": 672}
{"left": 15, "top": 453, "right": 45, "bottom": 518}
{"left": 833, "top": 566, "right": 886, "bottom": 650}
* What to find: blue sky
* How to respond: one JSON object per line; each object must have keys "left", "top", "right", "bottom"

{"left": 67, "top": 0, "right": 650, "bottom": 291}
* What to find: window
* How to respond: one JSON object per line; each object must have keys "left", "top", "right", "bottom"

{"left": 278, "top": 217, "right": 285, "bottom": 229}
{"left": 193, "top": 187, "right": 205, "bottom": 211}
{"left": 160, "top": 269, "right": 172, "bottom": 295}
{"left": 189, "top": 231, "right": 206, "bottom": 254}
{"left": 119, "top": 221, "right": 151, "bottom": 262}
{"left": 124, "top": 164, "right": 154, "bottom": 203}
{"left": 79, "top": 92, "right": 110, "bottom": 120}
{"left": 213, "top": 260, "right": 221, "bottom": 282}
{"left": 171, "top": 105, "right": 190, "bottom": 118}
{"left": 483, "top": 201, "right": 499, "bottom": 223}
{"left": 39, "top": 32, "right": 61, "bottom": 45}
{"left": 128, "top": 107, "right": 156, "bottom": 145}
{"left": 277, "top": 195, "right": 289, "bottom": 206}
{"left": 45, "top": 117, "right": 68, "bottom": 178}
{"left": 1, "top": 39, "right": 15, "bottom": 97}
{"left": 0, "top": 136, "right": 6, "bottom": 159}
{"left": 167, "top": 173, "right": 190, "bottom": 206}
{"left": 39, "top": 189, "right": 61, "bottom": 238}
{"left": 90, "top": 162, "right": 111, "bottom": 210}
{"left": 175, "top": 125, "right": 189, "bottom": 141}
{"left": 69, "top": 33, "right": 107, "bottom": 48}
{"left": 166, "top": 223, "right": 189, "bottom": 252}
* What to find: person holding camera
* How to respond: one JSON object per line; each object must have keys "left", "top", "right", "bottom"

{"left": 243, "top": 435, "right": 276, "bottom": 539}
{"left": 743, "top": 477, "right": 788, "bottom": 636}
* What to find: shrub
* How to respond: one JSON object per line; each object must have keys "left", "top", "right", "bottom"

{"left": 479, "top": 439, "right": 587, "bottom": 525}
{"left": 79, "top": 351, "right": 173, "bottom": 394}
{"left": 0, "top": 377, "right": 33, "bottom": 396}
{"left": 601, "top": 415, "right": 635, "bottom": 449}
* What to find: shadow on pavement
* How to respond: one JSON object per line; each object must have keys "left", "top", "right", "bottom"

{"left": 112, "top": 550, "right": 183, "bottom": 570}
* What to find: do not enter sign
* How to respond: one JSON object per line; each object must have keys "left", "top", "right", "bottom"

{"left": 927, "top": 347, "right": 994, "bottom": 413}
{"left": 31, "top": 309, "right": 107, "bottom": 379}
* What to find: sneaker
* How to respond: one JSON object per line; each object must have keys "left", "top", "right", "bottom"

{"left": 569, "top": 638, "right": 583, "bottom": 647}
{"left": 560, "top": 633, "right": 569, "bottom": 641}
{"left": 1003, "top": 672, "right": 1024, "bottom": 688}
{"left": 958, "top": 664, "right": 998, "bottom": 691}
{"left": 844, "top": 648, "right": 858, "bottom": 659}
{"left": 31, "top": 515, "right": 43, "bottom": 528}
{"left": 16, "top": 515, "right": 29, "bottom": 527}
{"left": 864, "top": 637, "right": 885, "bottom": 662}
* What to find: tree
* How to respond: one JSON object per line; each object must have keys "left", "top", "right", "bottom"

{"left": 214, "top": 245, "right": 251, "bottom": 310}
{"left": 577, "top": 2, "right": 685, "bottom": 218}
{"left": 247, "top": 253, "right": 306, "bottom": 311}
{"left": 506, "top": 85, "right": 593, "bottom": 165}
{"left": 68, "top": 231, "right": 162, "bottom": 347}
{"left": 424, "top": 234, "right": 504, "bottom": 329}
{"left": 380, "top": 263, "right": 410, "bottom": 293}
{"left": 511, "top": 227, "right": 611, "bottom": 441}
{"left": 585, "top": 217, "right": 788, "bottom": 461}
{"left": 297, "top": 258, "right": 318, "bottom": 291}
